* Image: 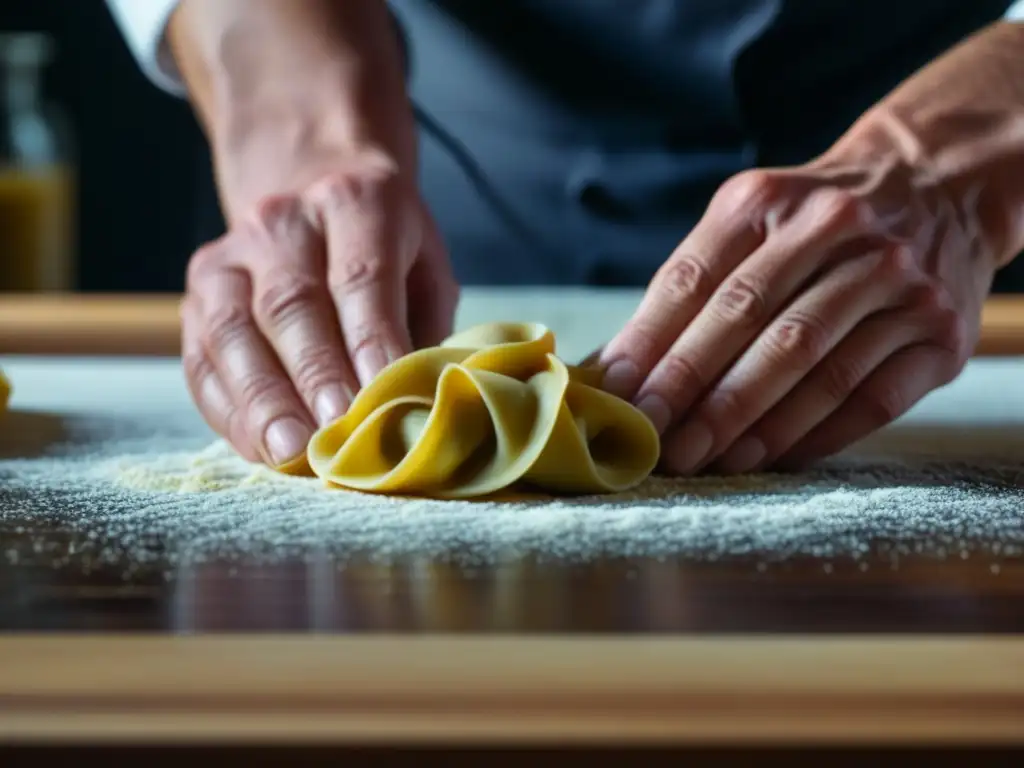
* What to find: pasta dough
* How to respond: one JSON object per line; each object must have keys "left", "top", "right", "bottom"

{"left": 286, "top": 322, "right": 661, "bottom": 499}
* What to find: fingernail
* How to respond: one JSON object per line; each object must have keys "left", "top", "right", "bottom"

{"left": 665, "top": 420, "right": 714, "bottom": 474}
{"left": 264, "top": 417, "right": 312, "bottom": 466}
{"left": 355, "top": 347, "right": 393, "bottom": 387}
{"left": 716, "top": 436, "right": 766, "bottom": 475}
{"left": 634, "top": 394, "right": 672, "bottom": 434}
{"left": 602, "top": 359, "right": 640, "bottom": 399}
{"left": 314, "top": 385, "right": 353, "bottom": 426}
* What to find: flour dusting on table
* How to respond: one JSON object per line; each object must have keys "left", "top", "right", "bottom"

{"left": 2, "top": 408, "right": 1022, "bottom": 570}
{"left": 2, "top": 329, "right": 1024, "bottom": 572}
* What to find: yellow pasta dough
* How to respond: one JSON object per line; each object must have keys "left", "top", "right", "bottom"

{"left": 286, "top": 322, "right": 661, "bottom": 499}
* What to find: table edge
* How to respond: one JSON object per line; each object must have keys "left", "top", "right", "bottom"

{"left": 1, "top": 636, "right": 1021, "bottom": 744}
{"left": 5, "top": 293, "right": 1024, "bottom": 356}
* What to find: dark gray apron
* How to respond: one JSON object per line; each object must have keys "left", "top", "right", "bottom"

{"left": 197, "top": 1, "right": 1016, "bottom": 288}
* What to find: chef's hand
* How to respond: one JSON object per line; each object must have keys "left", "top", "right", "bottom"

{"left": 170, "top": 0, "right": 458, "bottom": 469}
{"left": 599, "top": 120, "right": 999, "bottom": 476}
{"left": 180, "top": 156, "right": 457, "bottom": 469}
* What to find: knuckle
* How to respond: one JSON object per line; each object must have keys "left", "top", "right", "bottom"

{"left": 186, "top": 241, "right": 225, "bottom": 288}
{"left": 290, "top": 344, "right": 345, "bottom": 395}
{"left": 712, "top": 275, "right": 768, "bottom": 327}
{"left": 876, "top": 244, "right": 918, "bottom": 284}
{"left": 345, "top": 323, "right": 391, "bottom": 360}
{"left": 181, "top": 348, "right": 217, "bottom": 391}
{"left": 250, "top": 194, "right": 304, "bottom": 238}
{"left": 860, "top": 384, "right": 906, "bottom": 428}
{"left": 612, "top": 318, "right": 663, "bottom": 364}
{"left": 722, "top": 169, "right": 781, "bottom": 210}
{"left": 330, "top": 256, "right": 389, "bottom": 296}
{"left": 655, "top": 257, "right": 714, "bottom": 305}
{"left": 201, "top": 304, "right": 251, "bottom": 349}
{"left": 655, "top": 354, "right": 708, "bottom": 399}
{"left": 704, "top": 386, "right": 745, "bottom": 423}
{"left": 818, "top": 354, "right": 864, "bottom": 403}
{"left": 236, "top": 371, "right": 291, "bottom": 411}
{"left": 253, "top": 273, "right": 321, "bottom": 328}
{"left": 314, "top": 169, "right": 394, "bottom": 212}
{"left": 764, "top": 312, "right": 831, "bottom": 366}
{"left": 912, "top": 281, "right": 951, "bottom": 315}
{"left": 318, "top": 174, "right": 363, "bottom": 208}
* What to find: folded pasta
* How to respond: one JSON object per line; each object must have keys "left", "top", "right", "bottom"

{"left": 286, "top": 322, "right": 661, "bottom": 499}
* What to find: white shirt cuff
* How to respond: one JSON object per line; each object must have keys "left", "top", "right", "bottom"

{"left": 106, "top": 0, "right": 185, "bottom": 96}
{"left": 1006, "top": 0, "right": 1024, "bottom": 21}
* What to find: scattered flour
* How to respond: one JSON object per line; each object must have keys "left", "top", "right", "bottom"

{"left": 2, "top": 408, "right": 1022, "bottom": 571}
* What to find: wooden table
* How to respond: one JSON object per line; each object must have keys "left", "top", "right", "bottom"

{"left": 3, "top": 292, "right": 1024, "bottom": 357}
{"left": 1, "top": 292, "right": 1023, "bottom": 753}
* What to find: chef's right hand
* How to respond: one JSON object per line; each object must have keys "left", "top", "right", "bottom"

{"left": 179, "top": 156, "right": 459, "bottom": 469}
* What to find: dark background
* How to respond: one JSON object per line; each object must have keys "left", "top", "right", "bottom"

{"left": 3, "top": 1, "right": 1023, "bottom": 294}
{"left": 1, "top": 0, "right": 201, "bottom": 293}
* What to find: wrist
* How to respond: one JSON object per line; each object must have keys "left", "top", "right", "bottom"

{"left": 169, "top": 0, "right": 417, "bottom": 218}
{"left": 215, "top": 63, "right": 417, "bottom": 170}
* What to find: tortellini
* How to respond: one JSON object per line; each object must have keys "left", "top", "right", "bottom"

{"left": 283, "top": 322, "right": 660, "bottom": 499}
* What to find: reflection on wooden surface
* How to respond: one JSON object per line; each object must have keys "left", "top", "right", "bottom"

{"left": 170, "top": 554, "right": 1024, "bottom": 634}
{"left": 0, "top": 539, "right": 1019, "bottom": 633}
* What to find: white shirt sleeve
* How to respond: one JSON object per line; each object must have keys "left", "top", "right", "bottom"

{"left": 105, "top": 0, "right": 185, "bottom": 96}
{"left": 1006, "top": 0, "right": 1024, "bottom": 21}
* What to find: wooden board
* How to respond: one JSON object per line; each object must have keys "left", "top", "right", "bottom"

{"left": 0, "top": 637, "right": 1021, "bottom": 744}
{"left": 3, "top": 293, "right": 1024, "bottom": 356}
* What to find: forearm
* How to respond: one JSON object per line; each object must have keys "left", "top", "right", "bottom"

{"left": 826, "top": 22, "right": 1024, "bottom": 267}
{"left": 168, "top": 0, "right": 416, "bottom": 217}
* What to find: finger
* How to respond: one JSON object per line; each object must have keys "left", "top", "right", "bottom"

{"left": 180, "top": 293, "right": 256, "bottom": 462}
{"left": 197, "top": 266, "right": 315, "bottom": 468}
{"left": 729, "top": 281, "right": 967, "bottom": 473}
{"left": 597, "top": 169, "right": 779, "bottom": 400}
{"left": 243, "top": 196, "right": 360, "bottom": 427}
{"left": 662, "top": 247, "right": 905, "bottom": 475}
{"left": 777, "top": 343, "right": 957, "bottom": 469}
{"left": 711, "top": 306, "right": 928, "bottom": 475}
{"left": 631, "top": 185, "right": 875, "bottom": 436}
{"left": 406, "top": 207, "right": 459, "bottom": 349}
{"left": 313, "top": 176, "right": 415, "bottom": 388}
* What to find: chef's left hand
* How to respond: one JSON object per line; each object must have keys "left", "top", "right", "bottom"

{"left": 599, "top": 133, "right": 998, "bottom": 476}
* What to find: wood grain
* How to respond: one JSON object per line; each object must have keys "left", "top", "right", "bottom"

{"left": 0, "top": 637, "right": 1022, "bottom": 744}
{"left": 0, "top": 293, "right": 182, "bottom": 356}
{"left": 3, "top": 293, "right": 1024, "bottom": 356}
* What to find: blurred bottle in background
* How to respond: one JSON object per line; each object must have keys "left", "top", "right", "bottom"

{"left": 0, "top": 32, "right": 75, "bottom": 292}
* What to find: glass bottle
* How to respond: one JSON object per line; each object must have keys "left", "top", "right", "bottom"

{"left": 0, "top": 32, "right": 76, "bottom": 292}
